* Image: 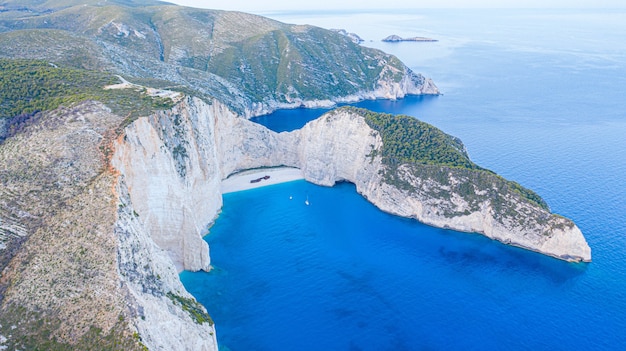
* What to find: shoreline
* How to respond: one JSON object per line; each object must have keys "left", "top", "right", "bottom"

{"left": 221, "top": 167, "right": 305, "bottom": 194}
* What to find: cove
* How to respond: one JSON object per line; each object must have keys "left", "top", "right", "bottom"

{"left": 249, "top": 94, "right": 440, "bottom": 132}
{"left": 181, "top": 181, "right": 600, "bottom": 350}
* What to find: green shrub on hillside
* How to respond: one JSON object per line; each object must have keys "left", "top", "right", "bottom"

{"left": 352, "top": 106, "right": 479, "bottom": 170}
{"left": 0, "top": 58, "right": 176, "bottom": 121}
{"left": 344, "top": 107, "right": 549, "bottom": 210}
{"left": 167, "top": 292, "right": 214, "bottom": 326}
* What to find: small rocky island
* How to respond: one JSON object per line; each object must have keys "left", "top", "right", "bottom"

{"left": 383, "top": 34, "right": 438, "bottom": 42}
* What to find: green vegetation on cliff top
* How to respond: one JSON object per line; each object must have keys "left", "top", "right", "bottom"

{"left": 343, "top": 107, "right": 549, "bottom": 210}
{"left": 354, "top": 107, "right": 479, "bottom": 170}
{"left": 0, "top": 58, "right": 176, "bottom": 137}
{"left": 167, "top": 292, "right": 214, "bottom": 326}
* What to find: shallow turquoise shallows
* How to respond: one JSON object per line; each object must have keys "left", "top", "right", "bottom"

{"left": 181, "top": 9, "right": 626, "bottom": 350}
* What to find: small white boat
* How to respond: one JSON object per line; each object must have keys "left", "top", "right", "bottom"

{"left": 305, "top": 196, "right": 310, "bottom": 206}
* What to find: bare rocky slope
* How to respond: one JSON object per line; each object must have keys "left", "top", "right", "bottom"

{"left": 0, "top": 101, "right": 217, "bottom": 350}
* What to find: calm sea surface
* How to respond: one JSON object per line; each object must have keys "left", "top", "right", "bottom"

{"left": 181, "top": 9, "right": 626, "bottom": 350}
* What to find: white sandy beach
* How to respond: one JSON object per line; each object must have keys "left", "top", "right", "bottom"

{"left": 221, "top": 167, "right": 305, "bottom": 194}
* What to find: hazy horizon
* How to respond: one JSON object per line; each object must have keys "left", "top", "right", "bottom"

{"left": 167, "top": 0, "right": 625, "bottom": 13}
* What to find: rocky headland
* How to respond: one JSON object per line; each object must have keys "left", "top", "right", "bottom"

{"left": 383, "top": 34, "right": 438, "bottom": 42}
{"left": 330, "top": 28, "right": 365, "bottom": 43}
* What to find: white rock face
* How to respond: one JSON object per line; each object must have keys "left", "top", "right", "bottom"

{"left": 112, "top": 98, "right": 226, "bottom": 350}
{"left": 115, "top": 180, "right": 217, "bottom": 351}
{"left": 112, "top": 99, "right": 223, "bottom": 272}
{"left": 213, "top": 101, "right": 299, "bottom": 177}
{"left": 292, "top": 111, "right": 384, "bottom": 187}
{"left": 112, "top": 96, "right": 296, "bottom": 272}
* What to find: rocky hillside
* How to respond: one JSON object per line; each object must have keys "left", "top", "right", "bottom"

{"left": 0, "top": 0, "right": 438, "bottom": 116}
{"left": 0, "top": 92, "right": 217, "bottom": 350}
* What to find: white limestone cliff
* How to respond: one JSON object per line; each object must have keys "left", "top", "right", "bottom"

{"left": 112, "top": 100, "right": 223, "bottom": 272}
{"left": 112, "top": 98, "right": 224, "bottom": 350}
{"left": 114, "top": 179, "right": 218, "bottom": 351}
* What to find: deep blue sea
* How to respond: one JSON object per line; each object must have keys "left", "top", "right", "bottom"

{"left": 181, "top": 9, "right": 626, "bottom": 350}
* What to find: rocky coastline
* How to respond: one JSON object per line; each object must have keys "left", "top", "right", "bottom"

{"left": 383, "top": 34, "right": 438, "bottom": 42}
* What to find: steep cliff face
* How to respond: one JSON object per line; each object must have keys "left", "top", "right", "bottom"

{"left": 111, "top": 96, "right": 295, "bottom": 271}
{"left": 112, "top": 99, "right": 222, "bottom": 272}
{"left": 293, "top": 110, "right": 384, "bottom": 187}
{"left": 111, "top": 98, "right": 221, "bottom": 350}
{"left": 114, "top": 179, "right": 218, "bottom": 351}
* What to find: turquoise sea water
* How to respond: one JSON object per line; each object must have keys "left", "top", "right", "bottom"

{"left": 181, "top": 9, "right": 626, "bottom": 350}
